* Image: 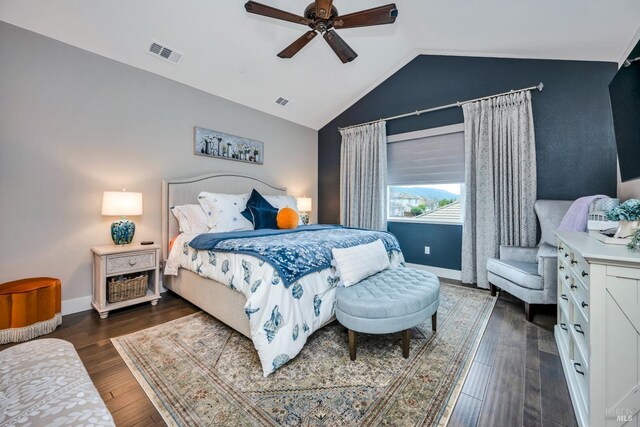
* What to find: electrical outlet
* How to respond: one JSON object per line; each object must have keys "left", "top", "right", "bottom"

{"left": 424, "top": 246, "right": 430, "bottom": 255}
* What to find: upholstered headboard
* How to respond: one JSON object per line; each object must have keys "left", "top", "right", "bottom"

{"left": 161, "top": 173, "right": 286, "bottom": 260}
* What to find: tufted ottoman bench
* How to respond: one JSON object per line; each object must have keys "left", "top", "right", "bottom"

{"left": 335, "top": 268, "right": 440, "bottom": 360}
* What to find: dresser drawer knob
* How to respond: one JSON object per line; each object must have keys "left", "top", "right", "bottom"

{"left": 559, "top": 265, "right": 565, "bottom": 270}
{"left": 571, "top": 260, "right": 578, "bottom": 265}
{"left": 581, "top": 271, "right": 588, "bottom": 277}
{"left": 574, "top": 362, "right": 585, "bottom": 376}
{"left": 560, "top": 323, "right": 568, "bottom": 331}
{"left": 565, "top": 275, "right": 569, "bottom": 280}
{"left": 564, "top": 253, "right": 569, "bottom": 258}
{"left": 129, "top": 259, "right": 137, "bottom": 266}
{"left": 561, "top": 294, "right": 568, "bottom": 301}
{"left": 581, "top": 301, "right": 589, "bottom": 308}
{"left": 574, "top": 324, "right": 584, "bottom": 335}
{"left": 570, "top": 284, "right": 577, "bottom": 290}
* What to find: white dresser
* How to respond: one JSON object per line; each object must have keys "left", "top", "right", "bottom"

{"left": 556, "top": 232, "right": 640, "bottom": 427}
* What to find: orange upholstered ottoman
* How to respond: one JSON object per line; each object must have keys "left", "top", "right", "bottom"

{"left": 0, "top": 277, "right": 62, "bottom": 344}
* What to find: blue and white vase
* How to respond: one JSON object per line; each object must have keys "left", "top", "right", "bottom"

{"left": 111, "top": 219, "right": 135, "bottom": 245}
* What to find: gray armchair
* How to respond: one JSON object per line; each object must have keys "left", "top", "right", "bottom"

{"left": 487, "top": 200, "right": 573, "bottom": 321}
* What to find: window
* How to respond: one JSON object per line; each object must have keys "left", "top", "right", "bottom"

{"left": 387, "top": 124, "right": 465, "bottom": 224}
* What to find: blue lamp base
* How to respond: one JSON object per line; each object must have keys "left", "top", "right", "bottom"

{"left": 300, "top": 212, "right": 310, "bottom": 225}
{"left": 111, "top": 219, "right": 135, "bottom": 245}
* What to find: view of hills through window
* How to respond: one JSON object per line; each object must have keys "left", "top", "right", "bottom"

{"left": 388, "top": 184, "right": 463, "bottom": 223}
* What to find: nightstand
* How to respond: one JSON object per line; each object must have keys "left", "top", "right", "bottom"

{"left": 91, "top": 244, "right": 161, "bottom": 319}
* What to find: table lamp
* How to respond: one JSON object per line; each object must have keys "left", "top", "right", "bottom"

{"left": 102, "top": 190, "right": 143, "bottom": 245}
{"left": 297, "top": 197, "right": 312, "bottom": 225}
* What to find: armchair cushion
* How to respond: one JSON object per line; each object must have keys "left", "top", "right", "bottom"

{"left": 499, "top": 245, "right": 538, "bottom": 263}
{"left": 486, "top": 259, "right": 543, "bottom": 290}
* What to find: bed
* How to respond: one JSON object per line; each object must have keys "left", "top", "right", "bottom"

{"left": 162, "top": 173, "right": 404, "bottom": 376}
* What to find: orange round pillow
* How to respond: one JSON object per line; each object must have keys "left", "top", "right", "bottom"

{"left": 277, "top": 207, "right": 299, "bottom": 229}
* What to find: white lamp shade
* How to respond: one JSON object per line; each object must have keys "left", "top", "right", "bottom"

{"left": 102, "top": 191, "right": 143, "bottom": 216}
{"left": 297, "top": 197, "right": 312, "bottom": 212}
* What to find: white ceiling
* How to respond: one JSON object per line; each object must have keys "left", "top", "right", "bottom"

{"left": 1, "top": 0, "right": 639, "bottom": 130}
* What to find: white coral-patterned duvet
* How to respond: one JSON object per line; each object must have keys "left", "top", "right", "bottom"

{"left": 165, "top": 233, "right": 404, "bottom": 376}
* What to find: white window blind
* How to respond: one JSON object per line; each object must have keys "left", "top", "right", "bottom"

{"left": 387, "top": 130, "right": 465, "bottom": 185}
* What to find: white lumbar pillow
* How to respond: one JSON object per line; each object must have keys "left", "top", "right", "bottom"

{"left": 331, "top": 239, "right": 390, "bottom": 287}
{"left": 170, "top": 204, "right": 209, "bottom": 234}
{"left": 197, "top": 192, "right": 253, "bottom": 233}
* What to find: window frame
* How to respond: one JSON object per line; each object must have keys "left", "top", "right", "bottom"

{"left": 386, "top": 123, "right": 465, "bottom": 225}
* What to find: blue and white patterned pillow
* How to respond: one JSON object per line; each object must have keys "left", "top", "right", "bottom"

{"left": 198, "top": 192, "right": 254, "bottom": 233}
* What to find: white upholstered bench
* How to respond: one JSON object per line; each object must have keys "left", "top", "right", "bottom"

{"left": 0, "top": 338, "right": 114, "bottom": 426}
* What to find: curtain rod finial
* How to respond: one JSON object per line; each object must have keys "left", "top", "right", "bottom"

{"left": 537, "top": 82, "right": 544, "bottom": 91}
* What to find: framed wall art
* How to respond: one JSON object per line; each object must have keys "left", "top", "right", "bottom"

{"left": 194, "top": 126, "right": 263, "bottom": 165}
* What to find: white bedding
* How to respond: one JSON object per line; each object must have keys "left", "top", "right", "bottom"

{"left": 165, "top": 233, "right": 404, "bottom": 376}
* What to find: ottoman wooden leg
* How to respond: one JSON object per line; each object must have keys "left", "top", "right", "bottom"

{"left": 348, "top": 329, "right": 357, "bottom": 361}
{"left": 432, "top": 312, "right": 437, "bottom": 332}
{"left": 401, "top": 329, "right": 410, "bottom": 358}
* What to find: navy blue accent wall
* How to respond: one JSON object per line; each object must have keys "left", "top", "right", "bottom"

{"left": 610, "top": 39, "right": 640, "bottom": 182}
{"left": 388, "top": 222, "right": 462, "bottom": 269}
{"left": 318, "top": 54, "right": 618, "bottom": 270}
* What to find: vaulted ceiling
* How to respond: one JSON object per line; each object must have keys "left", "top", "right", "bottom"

{"left": 1, "top": 0, "right": 639, "bottom": 129}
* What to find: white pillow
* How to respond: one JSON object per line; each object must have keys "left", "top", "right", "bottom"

{"left": 265, "top": 195, "right": 303, "bottom": 225}
{"left": 197, "top": 192, "right": 253, "bottom": 233}
{"left": 170, "top": 204, "right": 209, "bottom": 234}
{"left": 331, "top": 239, "right": 390, "bottom": 287}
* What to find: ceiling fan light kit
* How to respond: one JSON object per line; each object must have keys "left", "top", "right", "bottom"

{"left": 244, "top": 1, "right": 398, "bottom": 64}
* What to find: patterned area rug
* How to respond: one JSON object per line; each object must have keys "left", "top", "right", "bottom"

{"left": 112, "top": 283, "right": 495, "bottom": 426}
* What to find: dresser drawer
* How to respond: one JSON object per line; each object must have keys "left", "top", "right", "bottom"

{"left": 571, "top": 302, "right": 589, "bottom": 364}
{"left": 571, "top": 349, "right": 590, "bottom": 417}
{"left": 106, "top": 251, "right": 156, "bottom": 274}
{"left": 569, "top": 251, "right": 590, "bottom": 289}
{"left": 570, "top": 274, "right": 590, "bottom": 320}
{"left": 557, "top": 309, "right": 571, "bottom": 355}
{"left": 558, "top": 275, "right": 571, "bottom": 316}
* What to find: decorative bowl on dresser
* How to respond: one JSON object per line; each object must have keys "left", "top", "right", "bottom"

{"left": 91, "top": 244, "right": 161, "bottom": 319}
{"left": 555, "top": 231, "right": 640, "bottom": 427}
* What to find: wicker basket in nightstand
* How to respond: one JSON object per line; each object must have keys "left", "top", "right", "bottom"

{"left": 107, "top": 273, "right": 148, "bottom": 303}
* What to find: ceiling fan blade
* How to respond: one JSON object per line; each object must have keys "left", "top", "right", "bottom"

{"left": 244, "top": 1, "right": 312, "bottom": 26}
{"left": 333, "top": 4, "right": 398, "bottom": 29}
{"left": 278, "top": 31, "right": 318, "bottom": 59}
{"left": 323, "top": 30, "right": 357, "bottom": 63}
{"left": 315, "top": 0, "right": 334, "bottom": 19}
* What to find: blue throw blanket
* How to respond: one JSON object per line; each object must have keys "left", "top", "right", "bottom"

{"left": 189, "top": 225, "right": 402, "bottom": 287}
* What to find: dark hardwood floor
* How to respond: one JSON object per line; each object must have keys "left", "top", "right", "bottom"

{"left": 0, "top": 288, "right": 577, "bottom": 427}
{"left": 448, "top": 291, "right": 578, "bottom": 427}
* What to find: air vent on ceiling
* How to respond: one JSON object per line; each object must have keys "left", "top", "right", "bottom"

{"left": 275, "top": 97, "right": 290, "bottom": 106}
{"left": 147, "top": 40, "right": 183, "bottom": 65}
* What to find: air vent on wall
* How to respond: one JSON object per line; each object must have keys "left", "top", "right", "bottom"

{"left": 147, "top": 41, "right": 183, "bottom": 65}
{"left": 275, "top": 97, "right": 290, "bottom": 106}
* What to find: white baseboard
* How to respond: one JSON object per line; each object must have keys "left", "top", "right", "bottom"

{"left": 405, "top": 263, "right": 462, "bottom": 281}
{"left": 61, "top": 295, "right": 92, "bottom": 316}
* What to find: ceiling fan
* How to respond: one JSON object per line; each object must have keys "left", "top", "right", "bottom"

{"left": 244, "top": 1, "right": 398, "bottom": 63}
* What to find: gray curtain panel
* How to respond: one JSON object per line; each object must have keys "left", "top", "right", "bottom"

{"left": 339, "top": 121, "right": 388, "bottom": 230}
{"left": 461, "top": 91, "right": 537, "bottom": 288}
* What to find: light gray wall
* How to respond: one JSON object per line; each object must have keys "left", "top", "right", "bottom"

{"left": 0, "top": 22, "right": 318, "bottom": 307}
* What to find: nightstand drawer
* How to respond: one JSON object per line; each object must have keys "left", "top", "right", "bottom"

{"left": 106, "top": 251, "right": 156, "bottom": 274}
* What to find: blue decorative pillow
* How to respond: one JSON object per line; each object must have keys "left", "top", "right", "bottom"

{"left": 248, "top": 206, "right": 279, "bottom": 230}
{"left": 241, "top": 189, "right": 275, "bottom": 223}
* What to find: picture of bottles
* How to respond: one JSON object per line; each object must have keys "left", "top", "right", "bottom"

{"left": 194, "top": 126, "right": 263, "bottom": 165}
